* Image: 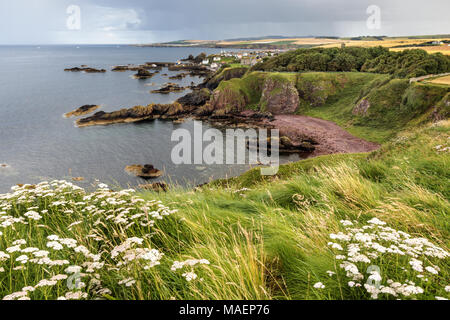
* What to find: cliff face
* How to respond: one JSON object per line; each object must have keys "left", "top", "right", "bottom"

{"left": 259, "top": 76, "right": 299, "bottom": 114}
{"left": 208, "top": 72, "right": 348, "bottom": 116}
{"left": 206, "top": 71, "right": 449, "bottom": 141}
{"left": 209, "top": 85, "right": 248, "bottom": 114}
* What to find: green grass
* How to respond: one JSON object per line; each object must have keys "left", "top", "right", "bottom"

{"left": 213, "top": 71, "right": 449, "bottom": 143}
{"left": 1, "top": 68, "right": 449, "bottom": 300}
{"left": 1, "top": 120, "right": 448, "bottom": 300}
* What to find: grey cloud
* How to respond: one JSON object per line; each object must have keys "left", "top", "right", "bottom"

{"left": 0, "top": 0, "right": 448, "bottom": 44}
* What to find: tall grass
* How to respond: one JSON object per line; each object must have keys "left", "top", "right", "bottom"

{"left": 0, "top": 121, "right": 448, "bottom": 300}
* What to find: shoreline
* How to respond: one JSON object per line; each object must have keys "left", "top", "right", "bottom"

{"left": 269, "top": 115, "right": 380, "bottom": 157}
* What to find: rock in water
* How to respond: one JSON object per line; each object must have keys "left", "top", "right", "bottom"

{"left": 133, "top": 68, "right": 155, "bottom": 79}
{"left": 177, "top": 89, "right": 211, "bottom": 107}
{"left": 65, "top": 105, "right": 100, "bottom": 118}
{"left": 151, "top": 83, "right": 186, "bottom": 94}
{"left": 125, "top": 165, "right": 163, "bottom": 179}
{"left": 64, "top": 66, "right": 106, "bottom": 73}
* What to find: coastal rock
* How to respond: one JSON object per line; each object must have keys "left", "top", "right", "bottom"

{"left": 76, "top": 103, "right": 185, "bottom": 127}
{"left": 173, "top": 118, "right": 185, "bottom": 124}
{"left": 151, "top": 83, "right": 186, "bottom": 94}
{"left": 76, "top": 105, "right": 155, "bottom": 127}
{"left": 168, "top": 64, "right": 211, "bottom": 77}
{"left": 138, "top": 182, "right": 168, "bottom": 192}
{"left": 111, "top": 65, "right": 130, "bottom": 72}
{"left": 64, "top": 105, "right": 100, "bottom": 118}
{"left": 65, "top": 66, "right": 106, "bottom": 73}
{"left": 194, "top": 103, "right": 215, "bottom": 116}
{"left": 125, "top": 165, "right": 163, "bottom": 179}
{"left": 0, "top": 163, "right": 9, "bottom": 168}
{"left": 259, "top": 78, "right": 299, "bottom": 114}
{"left": 169, "top": 73, "right": 189, "bottom": 80}
{"left": 134, "top": 68, "right": 155, "bottom": 79}
{"left": 177, "top": 89, "right": 211, "bottom": 107}
{"left": 353, "top": 98, "right": 371, "bottom": 116}
{"left": 239, "top": 110, "right": 274, "bottom": 121}
{"left": 209, "top": 86, "right": 248, "bottom": 115}
{"left": 153, "top": 102, "right": 184, "bottom": 118}
{"left": 248, "top": 136, "right": 316, "bottom": 154}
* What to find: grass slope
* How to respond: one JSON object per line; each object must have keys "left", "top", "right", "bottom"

{"left": 214, "top": 71, "right": 449, "bottom": 142}
{"left": 1, "top": 120, "right": 448, "bottom": 300}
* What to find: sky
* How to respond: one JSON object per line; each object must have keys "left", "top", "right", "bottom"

{"left": 0, "top": 0, "right": 449, "bottom": 44}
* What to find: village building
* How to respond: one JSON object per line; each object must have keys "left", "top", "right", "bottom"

{"left": 241, "top": 57, "right": 258, "bottom": 66}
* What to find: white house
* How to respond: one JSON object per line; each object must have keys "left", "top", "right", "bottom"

{"left": 202, "top": 59, "right": 209, "bottom": 65}
{"left": 211, "top": 63, "right": 219, "bottom": 69}
{"left": 213, "top": 57, "right": 221, "bottom": 62}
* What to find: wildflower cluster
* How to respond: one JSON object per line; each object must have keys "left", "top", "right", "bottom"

{"left": 171, "top": 259, "right": 211, "bottom": 282}
{"left": 316, "top": 218, "right": 449, "bottom": 300}
{"left": 0, "top": 180, "right": 203, "bottom": 300}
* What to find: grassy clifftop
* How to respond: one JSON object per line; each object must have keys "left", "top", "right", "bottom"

{"left": 212, "top": 71, "right": 449, "bottom": 142}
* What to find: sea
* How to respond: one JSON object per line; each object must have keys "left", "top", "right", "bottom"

{"left": 0, "top": 45, "right": 300, "bottom": 193}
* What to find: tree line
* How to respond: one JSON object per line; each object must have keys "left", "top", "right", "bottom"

{"left": 252, "top": 46, "right": 450, "bottom": 78}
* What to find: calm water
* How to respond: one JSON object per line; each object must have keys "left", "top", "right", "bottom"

{"left": 0, "top": 45, "right": 299, "bottom": 192}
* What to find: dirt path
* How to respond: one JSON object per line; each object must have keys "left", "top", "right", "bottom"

{"left": 271, "top": 115, "right": 380, "bottom": 157}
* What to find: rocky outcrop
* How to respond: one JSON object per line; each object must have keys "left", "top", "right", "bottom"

{"left": 248, "top": 135, "right": 316, "bottom": 154}
{"left": 152, "top": 103, "right": 184, "bottom": 117}
{"left": 169, "top": 73, "right": 189, "bottom": 80}
{"left": 65, "top": 67, "right": 106, "bottom": 73}
{"left": 151, "top": 83, "right": 186, "bottom": 94}
{"left": 168, "top": 64, "right": 211, "bottom": 77}
{"left": 112, "top": 65, "right": 133, "bottom": 72}
{"left": 177, "top": 89, "right": 211, "bottom": 107}
{"left": 125, "top": 165, "right": 163, "bottom": 179}
{"left": 76, "top": 103, "right": 184, "bottom": 127}
{"left": 352, "top": 98, "right": 371, "bottom": 115}
{"left": 64, "top": 105, "right": 100, "bottom": 118}
{"left": 259, "top": 78, "right": 299, "bottom": 114}
{"left": 134, "top": 69, "right": 155, "bottom": 79}
{"left": 208, "top": 87, "right": 248, "bottom": 116}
